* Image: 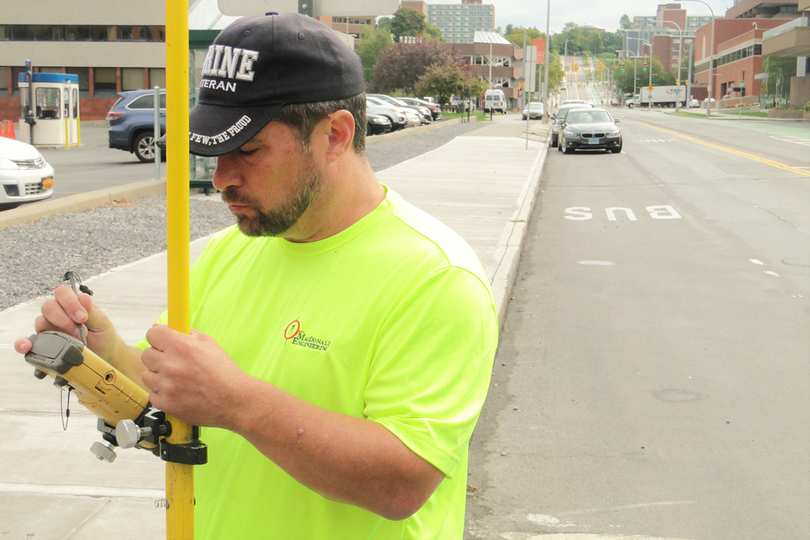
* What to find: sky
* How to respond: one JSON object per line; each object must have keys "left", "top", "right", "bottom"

{"left": 492, "top": 0, "right": 733, "bottom": 34}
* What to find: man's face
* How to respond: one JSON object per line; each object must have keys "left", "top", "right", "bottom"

{"left": 212, "top": 121, "right": 324, "bottom": 238}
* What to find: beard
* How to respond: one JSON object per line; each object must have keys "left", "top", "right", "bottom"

{"left": 221, "top": 160, "right": 323, "bottom": 238}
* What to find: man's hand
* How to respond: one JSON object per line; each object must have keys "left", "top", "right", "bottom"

{"left": 14, "top": 285, "right": 120, "bottom": 361}
{"left": 141, "top": 325, "right": 247, "bottom": 428}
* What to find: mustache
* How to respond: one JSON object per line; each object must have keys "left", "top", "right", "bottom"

{"left": 221, "top": 187, "right": 257, "bottom": 207}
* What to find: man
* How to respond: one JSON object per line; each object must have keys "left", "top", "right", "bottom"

{"left": 16, "top": 13, "right": 497, "bottom": 539}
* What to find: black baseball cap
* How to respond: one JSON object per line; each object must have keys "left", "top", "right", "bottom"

{"left": 188, "top": 13, "right": 366, "bottom": 157}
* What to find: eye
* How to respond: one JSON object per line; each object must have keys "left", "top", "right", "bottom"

{"left": 238, "top": 148, "right": 258, "bottom": 156}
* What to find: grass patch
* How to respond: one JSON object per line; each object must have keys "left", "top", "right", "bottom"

{"left": 671, "top": 111, "right": 707, "bottom": 118}
{"left": 443, "top": 111, "right": 489, "bottom": 121}
{"left": 719, "top": 110, "right": 768, "bottom": 117}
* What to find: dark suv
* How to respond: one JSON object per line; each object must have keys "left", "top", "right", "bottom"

{"left": 107, "top": 89, "right": 166, "bottom": 162}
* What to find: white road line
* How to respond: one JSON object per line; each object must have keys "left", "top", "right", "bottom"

{"left": 764, "top": 270, "right": 780, "bottom": 277}
{"left": 749, "top": 259, "right": 764, "bottom": 265}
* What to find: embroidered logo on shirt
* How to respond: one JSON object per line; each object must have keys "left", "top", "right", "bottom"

{"left": 284, "top": 319, "right": 331, "bottom": 352}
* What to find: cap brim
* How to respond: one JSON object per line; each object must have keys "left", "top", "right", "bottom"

{"left": 188, "top": 102, "right": 284, "bottom": 157}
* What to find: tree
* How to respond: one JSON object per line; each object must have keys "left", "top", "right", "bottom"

{"left": 586, "top": 32, "right": 603, "bottom": 56}
{"left": 373, "top": 40, "right": 456, "bottom": 94}
{"left": 356, "top": 27, "right": 394, "bottom": 87}
{"left": 503, "top": 26, "right": 544, "bottom": 48}
{"left": 424, "top": 22, "right": 444, "bottom": 41}
{"left": 376, "top": 17, "right": 392, "bottom": 33}
{"left": 414, "top": 63, "right": 465, "bottom": 107}
{"left": 620, "top": 14, "right": 632, "bottom": 31}
{"left": 505, "top": 24, "right": 514, "bottom": 36}
{"left": 390, "top": 7, "right": 427, "bottom": 42}
{"left": 415, "top": 61, "right": 484, "bottom": 107}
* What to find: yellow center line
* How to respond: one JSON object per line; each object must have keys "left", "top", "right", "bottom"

{"left": 631, "top": 120, "right": 810, "bottom": 177}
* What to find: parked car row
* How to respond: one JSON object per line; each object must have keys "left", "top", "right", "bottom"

{"left": 107, "top": 89, "right": 443, "bottom": 162}
{"left": 366, "top": 94, "right": 442, "bottom": 138}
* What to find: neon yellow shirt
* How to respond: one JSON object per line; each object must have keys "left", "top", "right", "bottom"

{"left": 142, "top": 188, "right": 498, "bottom": 539}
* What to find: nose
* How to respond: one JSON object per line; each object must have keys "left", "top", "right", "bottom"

{"left": 211, "top": 152, "right": 243, "bottom": 191}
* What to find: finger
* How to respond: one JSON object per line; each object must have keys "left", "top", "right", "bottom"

{"left": 140, "top": 362, "right": 159, "bottom": 391}
{"left": 140, "top": 346, "right": 162, "bottom": 373}
{"left": 144, "top": 325, "right": 171, "bottom": 352}
{"left": 14, "top": 337, "right": 32, "bottom": 355}
{"left": 36, "top": 302, "right": 82, "bottom": 338}
{"left": 54, "top": 285, "right": 88, "bottom": 325}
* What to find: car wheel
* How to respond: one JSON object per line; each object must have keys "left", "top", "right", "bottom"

{"left": 551, "top": 134, "right": 557, "bottom": 148}
{"left": 611, "top": 143, "right": 622, "bottom": 154}
{"left": 134, "top": 132, "right": 157, "bottom": 163}
{"left": 561, "top": 142, "right": 569, "bottom": 154}
{"left": 0, "top": 203, "right": 21, "bottom": 211}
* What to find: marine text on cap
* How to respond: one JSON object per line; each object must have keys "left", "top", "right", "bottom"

{"left": 201, "top": 45, "right": 259, "bottom": 82}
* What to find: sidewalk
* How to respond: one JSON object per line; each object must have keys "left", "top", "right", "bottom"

{"left": 0, "top": 117, "right": 551, "bottom": 539}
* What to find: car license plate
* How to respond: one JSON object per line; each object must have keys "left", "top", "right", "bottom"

{"left": 588, "top": 138, "right": 599, "bottom": 144}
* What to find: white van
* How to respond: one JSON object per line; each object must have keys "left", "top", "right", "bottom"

{"left": 483, "top": 89, "right": 507, "bottom": 114}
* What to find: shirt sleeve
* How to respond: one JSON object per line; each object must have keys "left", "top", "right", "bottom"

{"left": 364, "top": 266, "right": 498, "bottom": 478}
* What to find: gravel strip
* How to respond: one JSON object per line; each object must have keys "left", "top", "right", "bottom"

{"left": 0, "top": 120, "right": 483, "bottom": 311}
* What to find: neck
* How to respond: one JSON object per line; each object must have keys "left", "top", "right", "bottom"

{"left": 284, "top": 155, "right": 384, "bottom": 243}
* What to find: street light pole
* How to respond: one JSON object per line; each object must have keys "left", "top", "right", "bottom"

{"left": 681, "top": 0, "right": 715, "bottom": 116}
{"left": 662, "top": 20, "right": 684, "bottom": 111}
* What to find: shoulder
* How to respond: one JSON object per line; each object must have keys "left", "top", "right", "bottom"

{"left": 385, "top": 190, "right": 488, "bottom": 284}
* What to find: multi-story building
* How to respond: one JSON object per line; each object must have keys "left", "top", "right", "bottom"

{"left": 0, "top": 0, "right": 167, "bottom": 121}
{"left": 452, "top": 31, "right": 522, "bottom": 108}
{"left": 693, "top": 0, "right": 808, "bottom": 105}
{"left": 402, "top": 0, "right": 495, "bottom": 44}
{"left": 626, "top": 3, "right": 712, "bottom": 73}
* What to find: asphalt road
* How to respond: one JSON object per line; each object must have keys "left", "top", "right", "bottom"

{"left": 465, "top": 108, "right": 810, "bottom": 539}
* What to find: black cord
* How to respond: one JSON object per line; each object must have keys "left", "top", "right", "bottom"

{"left": 61, "top": 387, "right": 72, "bottom": 431}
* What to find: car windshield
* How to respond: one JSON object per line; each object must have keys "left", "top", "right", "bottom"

{"left": 527, "top": 103, "right": 542, "bottom": 111}
{"left": 567, "top": 110, "right": 612, "bottom": 124}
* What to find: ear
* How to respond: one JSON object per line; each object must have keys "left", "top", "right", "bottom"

{"left": 320, "top": 110, "right": 355, "bottom": 164}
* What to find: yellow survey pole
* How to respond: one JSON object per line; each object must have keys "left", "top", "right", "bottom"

{"left": 165, "top": 0, "right": 194, "bottom": 537}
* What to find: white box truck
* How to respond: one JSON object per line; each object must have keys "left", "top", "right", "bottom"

{"left": 627, "top": 85, "right": 687, "bottom": 108}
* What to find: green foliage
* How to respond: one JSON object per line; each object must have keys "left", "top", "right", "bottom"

{"left": 374, "top": 40, "right": 457, "bottom": 94}
{"left": 620, "top": 14, "right": 632, "bottom": 30}
{"left": 805, "top": 101, "right": 810, "bottom": 112}
{"left": 424, "top": 22, "right": 444, "bottom": 42}
{"left": 356, "top": 27, "right": 394, "bottom": 86}
{"left": 390, "top": 7, "right": 427, "bottom": 41}
{"left": 414, "top": 63, "right": 465, "bottom": 106}
{"left": 586, "top": 33, "right": 603, "bottom": 56}
{"left": 376, "top": 17, "right": 392, "bottom": 33}
{"left": 503, "top": 27, "right": 544, "bottom": 48}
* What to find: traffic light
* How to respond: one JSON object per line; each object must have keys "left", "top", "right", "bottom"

{"left": 621, "top": 61, "right": 626, "bottom": 72}
{"left": 643, "top": 61, "right": 648, "bottom": 72}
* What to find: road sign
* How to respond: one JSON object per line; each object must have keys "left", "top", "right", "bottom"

{"left": 648, "top": 85, "right": 653, "bottom": 92}
{"left": 740, "top": 80, "right": 745, "bottom": 86}
{"left": 218, "top": 0, "right": 399, "bottom": 16}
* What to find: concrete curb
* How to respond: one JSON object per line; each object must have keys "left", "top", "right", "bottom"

{"left": 0, "top": 178, "right": 166, "bottom": 231}
{"left": 491, "top": 126, "right": 550, "bottom": 329}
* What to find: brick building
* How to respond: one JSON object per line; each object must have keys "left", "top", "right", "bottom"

{"left": 693, "top": 0, "right": 808, "bottom": 105}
